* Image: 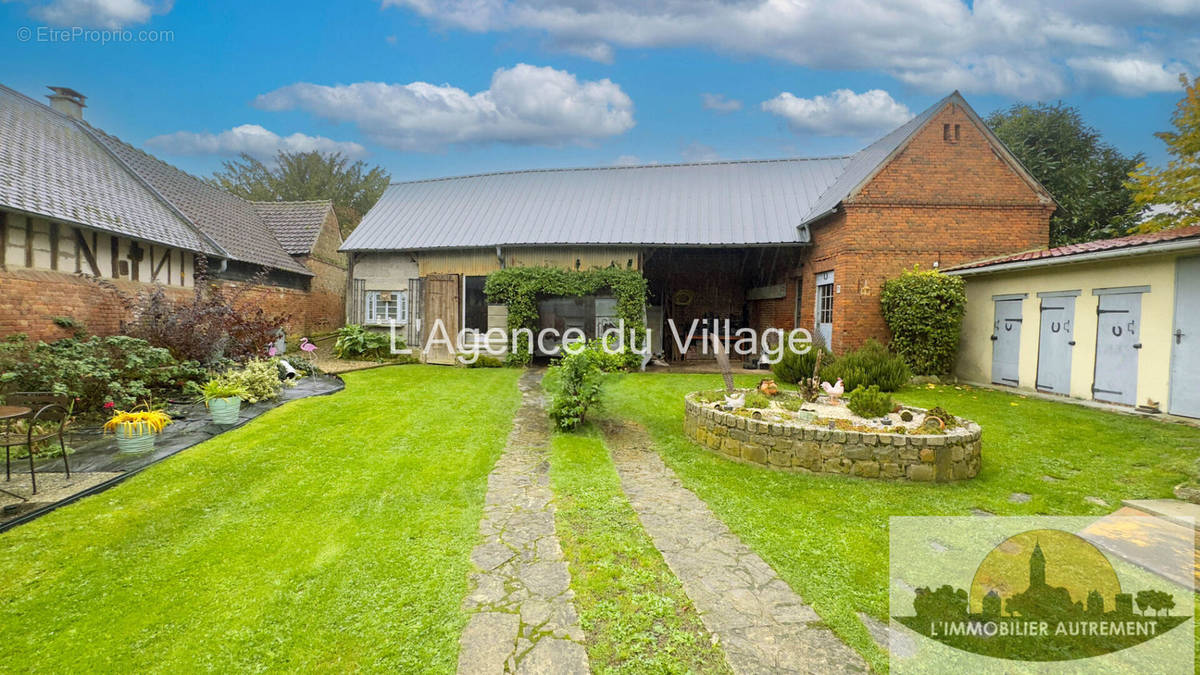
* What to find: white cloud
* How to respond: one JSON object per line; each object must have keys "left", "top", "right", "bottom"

{"left": 613, "top": 154, "right": 643, "bottom": 166}
{"left": 1067, "top": 56, "right": 1187, "bottom": 95}
{"left": 145, "top": 124, "right": 367, "bottom": 162}
{"left": 681, "top": 141, "right": 721, "bottom": 163}
{"left": 254, "top": 64, "right": 634, "bottom": 151}
{"left": 762, "top": 89, "right": 912, "bottom": 137}
{"left": 701, "top": 93, "right": 742, "bottom": 113}
{"left": 382, "top": 0, "right": 1198, "bottom": 97}
{"left": 15, "top": 0, "right": 171, "bottom": 28}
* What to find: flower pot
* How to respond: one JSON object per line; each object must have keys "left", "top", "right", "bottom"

{"left": 208, "top": 396, "right": 242, "bottom": 425}
{"left": 116, "top": 428, "right": 157, "bottom": 454}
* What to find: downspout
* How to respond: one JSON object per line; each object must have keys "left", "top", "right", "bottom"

{"left": 496, "top": 245, "right": 505, "bottom": 269}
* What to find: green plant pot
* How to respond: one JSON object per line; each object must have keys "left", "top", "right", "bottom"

{"left": 116, "top": 428, "right": 156, "bottom": 454}
{"left": 208, "top": 396, "right": 242, "bottom": 425}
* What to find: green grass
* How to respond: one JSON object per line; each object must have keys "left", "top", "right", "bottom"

{"left": 550, "top": 428, "right": 731, "bottom": 674}
{"left": 0, "top": 365, "right": 521, "bottom": 672}
{"left": 605, "top": 374, "right": 1200, "bottom": 673}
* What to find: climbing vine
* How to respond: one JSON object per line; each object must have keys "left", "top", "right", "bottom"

{"left": 484, "top": 266, "right": 648, "bottom": 366}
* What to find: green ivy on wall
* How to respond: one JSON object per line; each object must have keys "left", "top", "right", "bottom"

{"left": 484, "top": 266, "right": 648, "bottom": 366}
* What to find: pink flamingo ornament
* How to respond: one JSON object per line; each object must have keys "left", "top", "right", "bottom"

{"left": 299, "top": 338, "right": 318, "bottom": 354}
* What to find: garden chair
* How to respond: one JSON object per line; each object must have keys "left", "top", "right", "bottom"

{"left": 0, "top": 392, "right": 72, "bottom": 496}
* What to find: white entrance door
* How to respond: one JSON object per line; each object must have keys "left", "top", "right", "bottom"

{"left": 1170, "top": 257, "right": 1200, "bottom": 417}
{"left": 815, "top": 271, "right": 834, "bottom": 350}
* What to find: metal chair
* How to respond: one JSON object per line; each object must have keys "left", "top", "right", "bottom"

{"left": 0, "top": 392, "right": 71, "bottom": 495}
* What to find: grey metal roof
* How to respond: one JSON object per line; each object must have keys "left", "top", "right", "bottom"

{"left": 342, "top": 156, "right": 851, "bottom": 251}
{"left": 90, "top": 128, "right": 313, "bottom": 275}
{"left": 344, "top": 92, "right": 1053, "bottom": 253}
{"left": 251, "top": 200, "right": 334, "bottom": 255}
{"left": 0, "top": 83, "right": 214, "bottom": 254}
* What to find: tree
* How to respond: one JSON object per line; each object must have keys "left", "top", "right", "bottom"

{"left": 1128, "top": 75, "right": 1200, "bottom": 232}
{"left": 987, "top": 102, "right": 1143, "bottom": 245}
{"left": 211, "top": 151, "right": 390, "bottom": 237}
{"left": 1136, "top": 590, "right": 1153, "bottom": 616}
{"left": 879, "top": 266, "right": 966, "bottom": 376}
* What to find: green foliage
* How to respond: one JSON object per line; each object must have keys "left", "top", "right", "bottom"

{"left": 779, "top": 396, "right": 805, "bottom": 412}
{"left": 465, "top": 355, "right": 504, "bottom": 368}
{"left": 771, "top": 343, "right": 830, "bottom": 384}
{"left": 925, "top": 405, "right": 959, "bottom": 429}
{"left": 846, "top": 385, "right": 894, "bottom": 419}
{"left": 743, "top": 391, "right": 770, "bottom": 409}
{"left": 333, "top": 324, "right": 391, "bottom": 360}
{"left": 695, "top": 390, "right": 726, "bottom": 404}
{"left": 1128, "top": 75, "right": 1200, "bottom": 232}
{"left": 986, "top": 102, "right": 1143, "bottom": 244}
{"left": 208, "top": 359, "right": 287, "bottom": 404}
{"left": 484, "top": 266, "right": 648, "bottom": 367}
{"left": 0, "top": 335, "right": 206, "bottom": 415}
{"left": 200, "top": 378, "right": 248, "bottom": 402}
{"left": 879, "top": 266, "right": 966, "bottom": 376}
{"left": 547, "top": 345, "right": 610, "bottom": 430}
{"left": 210, "top": 151, "right": 391, "bottom": 237}
{"left": 822, "top": 339, "right": 911, "bottom": 392}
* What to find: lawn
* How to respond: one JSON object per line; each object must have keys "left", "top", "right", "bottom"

{"left": 549, "top": 429, "right": 730, "bottom": 674}
{"left": 604, "top": 373, "right": 1200, "bottom": 673}
{"left": 0, "top": 365, "right": 521, "bottom": 672}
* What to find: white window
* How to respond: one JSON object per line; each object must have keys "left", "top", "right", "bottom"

{"left": 366, "top": 290, "right": 407, "bottom": 324}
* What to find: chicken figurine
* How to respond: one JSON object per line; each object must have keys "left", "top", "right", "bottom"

{"left": 821, "top": 378, "right": 844, "bottom": 405}
{"left": 723, "top": 392, "right": 745, "bottom": 410}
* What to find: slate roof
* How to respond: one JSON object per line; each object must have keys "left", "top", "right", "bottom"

{"left": 947, "top": 225, "right": 1200, "bottom": 274}
{"left": 250, "top": 200, "right": 333, "bottom": 255}
{"left": 0, "top": 83, "right": 214, "bottom": 254}
{"left": 89, "top": 129, "right": 312, "bottom": 275}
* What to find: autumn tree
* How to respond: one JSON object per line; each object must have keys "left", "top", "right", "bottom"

{"left": 211, "top": 151, "right": 390, "bottom": 237}
{"left": 1128, "top": 75, "right": 1200, "bottom": 232}
{"left": 987, "top": 102, "right": 1142, "bottom": 244}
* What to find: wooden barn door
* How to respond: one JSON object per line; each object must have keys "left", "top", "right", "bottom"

{"left": 423, "top": 273, "right": 460, "bottom": 365}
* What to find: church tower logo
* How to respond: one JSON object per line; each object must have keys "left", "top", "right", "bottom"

{"left": 893, "top": 527, "right": 1189, "bottom": 661}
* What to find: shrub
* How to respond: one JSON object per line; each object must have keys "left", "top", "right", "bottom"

{"left": 925, "top": 405, "right": 959, "bottom": 429}
{"left": 466, "top": 355, "right": 504, "bottom": 368}
{"left": 822, "top": 339, "right": 911, "bottom": 392}
{"left": 547, "top": 344, "right": 609, "bottom": 431}
{"left": 103, "top": 258, "right": 290, "bottom": 364}
{"left": 0, "top": 335, "right": 206, "bottom": 415}
{"left": 847, "top": 385, "right": 894, "bottom": 419}
{"left": 201, "top": 378, "right": 248, "bottom": 402}
{"left": 880, "top": 266, "right": 967, "bottom": 376}
{"left": 333, "top": 324, "right": 391, "bottom": 360}
{"left": 206, "top": 358, "right": 286, "bottom": 404}
{"left": 743, "top": 391, "right": 770, "bottom": 409}
{"left": 771, "top": 343, "right": 831, "bottom": 384}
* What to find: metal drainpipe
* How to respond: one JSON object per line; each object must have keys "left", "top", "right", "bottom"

{"left": 496, "top": 245, "right": 505, "bottom": 269}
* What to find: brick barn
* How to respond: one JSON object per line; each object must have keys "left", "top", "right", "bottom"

{"left": 0, "top": 84, "right": 347, "bottom": 342}
{"left": 342, "top": 92, "right": 1055, "bottom": 363}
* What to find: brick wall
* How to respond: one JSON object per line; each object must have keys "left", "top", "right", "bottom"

{"left": 0, "top": 267, "right": 192, "bottom": 341}
{"left": 774, "top": 102, "right": 1053, "bottom": 353}
{"left": 294, "top": 208, "right": 347, "bottom": 331}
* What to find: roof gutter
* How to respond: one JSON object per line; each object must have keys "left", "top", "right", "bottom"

{"left": 945, "top": 238, "right": 1200, "bottom": 277}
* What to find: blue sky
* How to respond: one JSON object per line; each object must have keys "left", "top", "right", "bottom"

{"left": 1, "top": 1, "right": 1194, "bottom": 183}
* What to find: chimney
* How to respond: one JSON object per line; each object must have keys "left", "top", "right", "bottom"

{"left": 46, "top": 86, "right": 86, "bottom": 120}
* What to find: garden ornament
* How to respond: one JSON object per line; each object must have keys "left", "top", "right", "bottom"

{"left": 821, "top": 378, "right": 844, "bottom": 404}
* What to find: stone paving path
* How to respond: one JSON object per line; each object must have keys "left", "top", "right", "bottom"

{"left": 457, "top": 369, "right": 589, "bottom": 675}
{"left": 601, "top": 421, "right": 868, "bottom": 674}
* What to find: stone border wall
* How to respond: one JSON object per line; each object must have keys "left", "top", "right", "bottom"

{"left": 683, "top": 395, "right": 982, "bottom": 482}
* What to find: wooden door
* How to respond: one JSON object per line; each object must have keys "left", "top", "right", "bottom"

{"left": 1035, "top": 294, "right": 1076, "bottom": 394}
{"left": 1093, "top": 291, "right": 1143, "bottom": 405}
{"left": 422, "top": 273, "right": 460, "bottom": 365}
{"left": 991, "top": 297, "right": 1023, "bottom": 386}
{"left": 1170, "top": 257, "right": 1200, "bottom": 417}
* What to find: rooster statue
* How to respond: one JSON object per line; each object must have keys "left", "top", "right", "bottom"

{"left": 821, "top": 378, "right": 844, "bottom": 405}
{"left": 723, "top": 392, "right": 746, "bottom": 410}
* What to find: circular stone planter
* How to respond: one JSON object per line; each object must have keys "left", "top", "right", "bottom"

{"left": 683, "top": 391, "right": 982, "bottom": 482}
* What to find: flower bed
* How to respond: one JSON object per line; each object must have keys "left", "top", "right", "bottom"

{"left": 683, "top": 390, "right": 981, "bottom": 482}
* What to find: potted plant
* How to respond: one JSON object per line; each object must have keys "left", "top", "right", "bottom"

{"left": 202, "top": 377, "right": 248, "bottom": 425}
{"left": 103, "top": 408, "right": 172, "bottom": 453}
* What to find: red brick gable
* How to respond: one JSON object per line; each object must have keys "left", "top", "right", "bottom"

{"left": 851, "top": 101, "right": 1052, "bottom": 208}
